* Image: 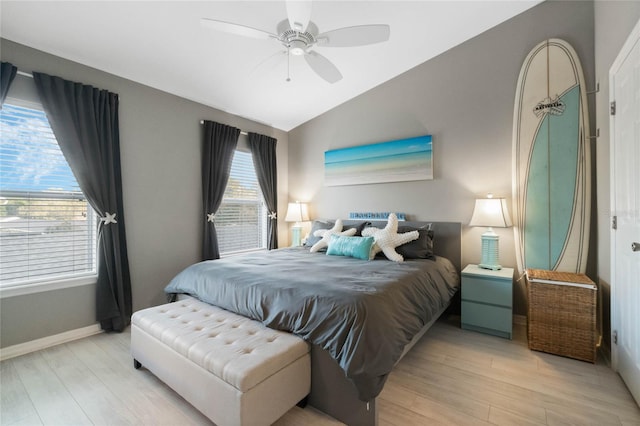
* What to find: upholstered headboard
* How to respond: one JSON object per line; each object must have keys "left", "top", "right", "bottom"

{"left": 341, "top": 220, "right": 462, "bottom": 273}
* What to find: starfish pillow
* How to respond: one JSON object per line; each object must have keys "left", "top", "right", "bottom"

{"left": 310, "top": 219, "right": 357, "bottom": 253}
{"left": 361, "top": 213, "right": 419, "bottom": 262}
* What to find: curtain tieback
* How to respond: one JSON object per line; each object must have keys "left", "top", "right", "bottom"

{"left": 268, "top": 211, "right": 277, "bottom": 220}
{"left": 207, "top": 213, "right": 216, "bottom": 223}
{"left": 100, "top": 212, "right": 117, "bottom": 225}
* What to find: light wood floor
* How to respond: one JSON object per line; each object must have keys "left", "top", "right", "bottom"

{"left": 2, "top": 316, "right": 638, "bottom": 425}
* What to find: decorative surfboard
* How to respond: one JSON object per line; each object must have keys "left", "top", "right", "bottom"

{"left": 512, "top": 39, "right": 591, "bottom": 274}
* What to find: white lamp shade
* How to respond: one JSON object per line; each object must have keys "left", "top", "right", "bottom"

{"left": 469, "top": 198, "right": 512, "bottom": 228}
{"left": 284, "top": 202, "right": 310, "bottom": 223}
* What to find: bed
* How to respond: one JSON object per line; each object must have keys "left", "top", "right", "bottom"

{"left": 165, "top": 220, "right": 461, "bottom": 425}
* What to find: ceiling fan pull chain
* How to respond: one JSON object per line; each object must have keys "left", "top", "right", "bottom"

{"left": 286, "top": 48, "right": 291, "bottom": 82}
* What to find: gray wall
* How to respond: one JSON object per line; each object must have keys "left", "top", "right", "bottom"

{"left": 593, "top": 2, "right": 640, "bottom": 358}
{"left": 3, "top": 1, "right": 637, "bottom": 350}
{"left": 288, "top": 1, "right": 596, "bottom": 316}
{"left": 0, "top": 39, "right": 289, "bottom": 348}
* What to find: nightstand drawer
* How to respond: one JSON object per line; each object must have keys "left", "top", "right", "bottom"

{"left": 461, "top": 301, "right": 512, "bottom": 338}
{"left": 461, "top": 275, "right": 512, "bottom": 307}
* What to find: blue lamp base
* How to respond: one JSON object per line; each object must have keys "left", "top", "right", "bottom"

{"left": 479, "top": 229, "right": 502, "bottom": 270}
{"left": 291, "top": 226, "right": 302, "bottom": 247}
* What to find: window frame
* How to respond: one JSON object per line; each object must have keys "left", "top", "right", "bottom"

{"left": 0, "top": 93, "right": 98, "bottom": 299}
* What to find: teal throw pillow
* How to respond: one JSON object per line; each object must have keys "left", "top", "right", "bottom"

{"left": 326, "top": 235, "right": 374, "bottom": 261}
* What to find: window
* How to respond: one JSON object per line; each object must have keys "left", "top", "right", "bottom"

{"left": 216, "top": 149, "right": 267, "bottom": 255}
{"left": 0, "top": 103, "right": 97, "bottom": 289}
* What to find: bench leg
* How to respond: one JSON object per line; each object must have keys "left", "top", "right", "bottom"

{"left": 296, "top": 395, "right": 309, "bottom": 408}
{"left": 133, "top": 359, "right": 142, "bottom": 370}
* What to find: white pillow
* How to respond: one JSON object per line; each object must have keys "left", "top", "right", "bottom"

{"left": 361, "top": 213, "right": 419, "bottom": 262}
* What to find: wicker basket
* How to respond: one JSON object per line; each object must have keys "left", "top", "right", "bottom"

{"left": 526, "top": 269, "right": 597, "bottom": 363}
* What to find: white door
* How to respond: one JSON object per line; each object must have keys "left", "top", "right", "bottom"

{"left": 611, "top": 18, "right": 640, "bottom": 405}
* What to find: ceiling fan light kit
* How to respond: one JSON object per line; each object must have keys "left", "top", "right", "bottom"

{"left": 201, "top": 1, "right": 390, "bottom": 83}
{"left": 289, "top": 44, "right": 306, "bottom": 56}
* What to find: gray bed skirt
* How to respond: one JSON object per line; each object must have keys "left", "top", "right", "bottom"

{"left": 308, "top": 300, "right": 450, "bottom": 426}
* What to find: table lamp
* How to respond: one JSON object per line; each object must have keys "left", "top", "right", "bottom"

{"left": 469, "top": 194, "right": 512, "bottom": 270}
{"left": 285, "top": 201, "right": 310, "bottom": 246}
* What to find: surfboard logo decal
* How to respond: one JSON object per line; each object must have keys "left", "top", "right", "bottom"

{"left": 533, "top": 95, "right": 565, "bottom": 117}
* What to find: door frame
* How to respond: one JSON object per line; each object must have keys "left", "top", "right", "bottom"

{"left": 610, "top": 17, "right": 640, "bottom": 372}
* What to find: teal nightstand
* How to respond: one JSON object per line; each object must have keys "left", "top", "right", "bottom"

{"left": 461, "top": 264, "right": 514, "bottom": 339}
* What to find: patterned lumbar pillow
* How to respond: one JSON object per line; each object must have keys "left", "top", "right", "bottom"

{"left": 310, "top": 219, "right": 357, "bottom": 253}
{"left": 361, "top": 213, "right": 419, "bottom": 262}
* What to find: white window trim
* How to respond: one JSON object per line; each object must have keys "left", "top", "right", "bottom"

{"left": 0, "top": 274, "right": 97, "bottom": 299}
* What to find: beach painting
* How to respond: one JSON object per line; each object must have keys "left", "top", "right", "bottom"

{"left": 324, "top": 135, "right": 433, "bottom": 186}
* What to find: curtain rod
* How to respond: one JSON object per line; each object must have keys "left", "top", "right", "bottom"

{"left": 15, "top": 67, "right": 253, "bottom": 131}
{"left": 199, "top": 120, "right": 248, "bottom": 136}
{"left": 16, "top": 70, "right": 250, "bottom": 131}
{"left": 14, "top": 71, "right": 247, "bottom": 126}
{"left": 13, "top": 72, "right": 253, "bottom": 131}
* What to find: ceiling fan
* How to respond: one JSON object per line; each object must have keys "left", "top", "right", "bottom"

{"left": 201, "top": 1, "right": 390, "bottom": 83}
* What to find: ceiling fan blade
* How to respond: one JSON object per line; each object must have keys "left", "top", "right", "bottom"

{"left": 286, "top": 0, "right": 312, "bottom": 32}
{"left": 201, "top": 18, "right": 275, "bottom": 40}
{"left": 318, "top": 24, "right": 390, "bottom": 47}
{"left": 304, "top": 51, "right": 342, "bottom": 83}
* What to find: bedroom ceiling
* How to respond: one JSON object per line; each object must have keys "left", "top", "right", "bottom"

{"left": 0, "top": 1, "right": 540, "bottom": 131}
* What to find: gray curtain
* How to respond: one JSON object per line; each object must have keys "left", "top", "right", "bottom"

{"left": 33, "top": 72, "right": 132, "bottom": 333}
{"left": 1, "top": 62, "right": 18, "bottom": 108}
{"left": 202, "top": 120, "right": 240, "bottom": 260}
{"left": 248, "top": 133, "right": 278, "bottom": 250}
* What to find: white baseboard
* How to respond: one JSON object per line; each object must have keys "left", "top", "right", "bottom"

{"left": 513, "top": 314, "right": 527, "bottom": 326}
{"left": 0, "top": 324, "right": 102, "bottom": 361}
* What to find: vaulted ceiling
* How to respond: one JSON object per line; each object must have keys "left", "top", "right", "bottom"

{"left": 1, "top": 1, "right": 540, "bottom": 131}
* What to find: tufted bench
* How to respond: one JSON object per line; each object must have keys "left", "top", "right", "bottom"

{"left": 130, "top": 297, "right": 310, "bottom": 426}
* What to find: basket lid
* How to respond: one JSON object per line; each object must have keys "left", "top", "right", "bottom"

{"left": 526, "top": 268, "right": 596, "bottom": 289}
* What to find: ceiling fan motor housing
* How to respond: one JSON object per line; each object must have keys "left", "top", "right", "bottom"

{"left": 277, "top": 20, "right": 318, "bottom": 55}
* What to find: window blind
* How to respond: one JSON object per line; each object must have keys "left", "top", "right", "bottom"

{"left": 217, "top": 150, "right": 267, "bottom": 255}
{"left": 0, "top": 103, "right": 97, "bottom": 286}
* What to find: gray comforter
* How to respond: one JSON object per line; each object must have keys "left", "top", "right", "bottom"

{"left": 164, "top": 247, "right": 459, "bottom": 401}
